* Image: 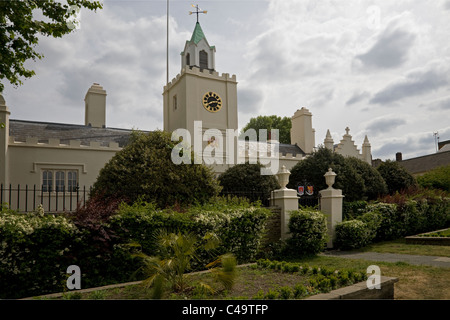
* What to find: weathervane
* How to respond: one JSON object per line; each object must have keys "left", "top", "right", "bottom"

{"left": 189, "top": 4, "right": 207, "bottom": 23}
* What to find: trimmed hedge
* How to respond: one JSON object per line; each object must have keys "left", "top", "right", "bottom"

{"left": 286, "top": 209, "right": 328, "bottom": 256}
{"left": 335, "top": 196, "right": 450, "bottom": 249}
{"left": 109, "top": 200, "right": 271, "bottom": 264}
{"left": 334, "top": 220, "right": 371, "bottom": 250}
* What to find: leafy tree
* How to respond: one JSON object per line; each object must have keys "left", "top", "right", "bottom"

{"left": 218, "top": 162, "right": 280, "bottom": 204}
{"left": 0, "top": 0, "right": 103, "bottom": 92}
{"left": 345, "top": 157, "right": 388, "bottom": 200}
{"left": 416, "top": 165, "right": 450, "bottom": 192}
{"left": 240, "top": 115, "right": 291, "bottom": 144}
{"left": 287, "top": 147, "right": 366, "bottom": 202}
{"left": 376, "top": 160, "right": 417, "bottom": 195}
{"left": 91, "top": 130, "right": 221, "bottom": 209}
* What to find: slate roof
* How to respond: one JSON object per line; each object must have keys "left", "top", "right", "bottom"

{"left": 9, "top": 120, "right": 306, "bottom": 157}
{"left": 9, "top": 120, "right": 134, "bottom": 147}
{"left": 277, "top": 143, "right": 305, "bottom": 156}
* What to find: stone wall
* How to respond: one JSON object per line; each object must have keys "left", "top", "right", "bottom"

{"left": 262, "top": 206, "right": 281, "bottom": 245}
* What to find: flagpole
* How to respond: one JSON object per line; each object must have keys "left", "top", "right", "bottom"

{"left": 166, "top": 0, "right": 169, "bottom": 86}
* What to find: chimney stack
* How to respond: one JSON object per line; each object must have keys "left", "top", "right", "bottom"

{"left": 85, "top": 83, "right": 106, "bottom": 128}
{"left": 396, "top": 152, "right": 402, "bottom": 162}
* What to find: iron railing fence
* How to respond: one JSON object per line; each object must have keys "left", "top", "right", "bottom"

{"left": 0, "top": 184, "right": 91, "bottom": 213}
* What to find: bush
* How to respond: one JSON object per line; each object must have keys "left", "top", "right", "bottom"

{"left": 377, "top": 160, "right": 416, "bottom": 195}
{"left": 286, "top": 209, "right": 328, "bottom": 256}
{"left": 91, "top": 130, "right": 221, "bottom": 209}
{"left": 218, "top": 162, "right": 280, "bottom": 204}
{"left": 336, "top": 189, "right": 450, "bottom": 249}
{"left": 345, "top": 157, "right": 388, "bottom": 200}
{"left": 334, "top": 220, "right": 371, "bottom": 250}
{"left": 0, "top": 207, "right": 79, "bottom": 299}
{"left": 417, "top": 165, "right": 450, "bottom": 192}
{"left": 109, "top": 199, "right": 271, "bottom": 264}
{"left": 343, "top": 200, "right": 369, "bottom": 220}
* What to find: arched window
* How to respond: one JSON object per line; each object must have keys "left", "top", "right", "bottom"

{"left": 186, "top": 53, "right": 190, "bottom": 66}
{"left": 199, "top": 50, "right": 208, "bottom": 69}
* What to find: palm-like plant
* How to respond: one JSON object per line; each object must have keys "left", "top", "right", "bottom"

{"left": 137, "top": 230, "right": 221, "bottom": 297}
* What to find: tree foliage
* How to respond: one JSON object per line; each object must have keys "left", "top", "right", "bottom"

{"left": 416, "top": 165, "right": 450, "bottom": 192}
{"left": 240, "top": 115, "right": 291, "bottom": 144}
{"left": 91, "top": 130, "right": 221, "bottom": 209}
{"left": 376, "top": 160, "right": 417, "bottom": 195}
{"left": 218, "top": 162, "right": 280, "bottom": 203}
{"left": 0, "top": 0, "right": 103, "bottom": 92}
{"left": 287, "top": 147, "right": 387, "bottom": 201}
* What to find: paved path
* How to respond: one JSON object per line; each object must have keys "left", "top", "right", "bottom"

{"left": 320, "top": 251, "right": 450, "bottom": 268}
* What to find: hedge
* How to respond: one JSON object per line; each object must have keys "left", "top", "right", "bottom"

{"left": 0, "top": 200, "right": 271, "bottom": 299}
{"left": 335, "top": 196, "right": 450, "bottom": 249}
{"left": 0, "top": 206, "right": 79, "bottom": 299}
{"left": 109, "top": 201, "right": 272, "bottom": 264}
{"left": 286, "top": 209, "right": 328, "bottom": 256}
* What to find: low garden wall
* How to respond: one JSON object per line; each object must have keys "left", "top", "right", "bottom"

{"left": 306, "top": 276, "right": 398, "bottom": 300}
{"left": 405, "top": 228, "right": 450, "bottom": 246}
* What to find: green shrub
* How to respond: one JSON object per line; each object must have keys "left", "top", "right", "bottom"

{"left": 109, "top": 201, "right": 271, "bottom": 264}
{"left": 0, "top": 207, "right": 79, "bottom": 299}
{"left": 343, "top": 200, "right": 369, "bottom": 220}
{"left": 376, "top": 160, "right": 417, "bottom": 195}
{"left": 417, "top": 165, "right": 450, "bottom": 192}
{"left": 286, "top": 209, "right": 328, "bottom": 256}
{"left": 91, "top": 130, "right": 221, "bottom": 209}
{"left": 218, "top": 162, "right": 280, "bottom": 204}
{"left": 279, "top": 286, "right": 293, "bottom": 299}
{"left": 293, "top": 284, "right": 307, "bottom": 298}
{"left": 334, "top": 220, "right": 370, "bottom": 250}
{"left": 365, "top": 203, "right": 400, "bottom": 240}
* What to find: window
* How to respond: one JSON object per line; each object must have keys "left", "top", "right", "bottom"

{"left": 42, "top": 170, "right": 53, "bottom": 192}
{"left": 42, "top": 169, "right": 78, "bottom": 192}
{"left": 186, "top": 53, "right": 190, "bottom": 66}
{"left": 55, "top": 171, "right": 65, "bottom": 192}
{"left": 173, "top": 95, "right": 177, "bottom": 111}
{"left": 199, "top": 50, "right": 208, "bottom": 69}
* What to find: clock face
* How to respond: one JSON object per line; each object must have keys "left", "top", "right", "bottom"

{"left": 202, "top": 92, "right": 222, "bottom": 112}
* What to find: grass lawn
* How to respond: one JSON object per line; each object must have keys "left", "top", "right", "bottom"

{"left": 288, "top": 255, "right": 450, "bottom": 300}
{"left": 360, "top": 238, "right": 450, "bottom": 257}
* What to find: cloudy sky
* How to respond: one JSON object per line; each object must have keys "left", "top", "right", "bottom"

{"left": 3, "top": 0, "right": 450, "bottom": 160}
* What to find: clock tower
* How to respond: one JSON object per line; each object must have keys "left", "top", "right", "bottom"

{"left": 163, "top": 21, "right": 238, "bottom": 170}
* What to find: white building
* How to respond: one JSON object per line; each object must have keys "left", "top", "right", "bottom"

{"left": 0, "top": 21, "right": 372, "bottom": 211}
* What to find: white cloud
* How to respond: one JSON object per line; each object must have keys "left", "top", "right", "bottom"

{"left": 2, "top": 0, "right": 450, "bottom": 161}
{"left": 369, "top": 60, "right": 450, "bottom": 105}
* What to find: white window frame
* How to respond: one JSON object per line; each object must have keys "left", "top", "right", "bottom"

{"left": 41, "top": 169, "right": 79, "bottom": 193}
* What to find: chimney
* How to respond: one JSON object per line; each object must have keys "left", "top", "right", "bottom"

{"left": 396, "top": 152, "right": 402, "bottom": 162}
{"left": 85, "top": 83, "right": 106, "bottom": 128}
{"left": 290, "top": 107, "right": 315, "bottom": 154}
